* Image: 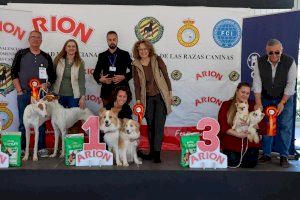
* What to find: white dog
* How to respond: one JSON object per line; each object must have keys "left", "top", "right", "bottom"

{"left": 232, "top": 102, "right": 249, "bottom": 133}
{"left": 118, "top": 119, "right": 142, "bottom": 167}
{"left": 99, "top": 108, "right": 122, "bottom": 166}
{"left": 248, "top": 109, "right": 265, "bottom": 144}
{"left": 23, "top": 99, "right": 49, "bottom": 161}
{"left": 43, "top": 95, "right": 94, "bottom": 158}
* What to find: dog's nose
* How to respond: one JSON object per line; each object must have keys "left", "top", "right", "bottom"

{"left": 126, "top": 130, "right": 130, "bottom": 134}
{"left": 105, "top": 120, "right": 109, "bottom": 124}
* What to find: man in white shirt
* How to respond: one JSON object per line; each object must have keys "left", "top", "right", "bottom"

{"left": 253, "top": 39, "right": 297, "bottom": 168}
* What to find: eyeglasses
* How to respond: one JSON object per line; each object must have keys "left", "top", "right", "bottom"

{"left": 268, "top": 51, "right": 280, "bottom": 55}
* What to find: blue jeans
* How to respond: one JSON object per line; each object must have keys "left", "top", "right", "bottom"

{"left": 17, "top": 91, "right": 46, "bottom": 150}
{"left": 58, "top": 96, "right": 79, "bottom": 108}
{"left": 262, "top": 97, "right": 294, "bottom": 157}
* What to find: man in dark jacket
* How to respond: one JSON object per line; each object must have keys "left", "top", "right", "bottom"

{"left": 93, "top": 31, "right": 132, "bottom": 106}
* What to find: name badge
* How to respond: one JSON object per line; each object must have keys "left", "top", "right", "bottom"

{"left": 109, "top": 66, "right": 116, "bottom": 72}
{"left": 39, "top": 67, "right": 48, "bottom": 79}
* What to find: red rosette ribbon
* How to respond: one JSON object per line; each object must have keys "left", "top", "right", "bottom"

{"left": 29, "top": 78, "right": 41, "bottom": 101}
{"left": 265, "top": 106, "right": 279, "bottom": 136}
{"left": 133, "top": 103, "right": 144, "bottom": 125}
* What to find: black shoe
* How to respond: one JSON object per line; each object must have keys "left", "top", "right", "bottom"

{"left": 153, "top": 151, "right": 161, "bottom": 163}
{"left": 137, "top": 150, "right": 153, "bottom": 160}
{"left": 280, "top": 156, "right": 289, "bottom": 168}
{"left": 258, "top": 155, "right": 271, "bottom": 163}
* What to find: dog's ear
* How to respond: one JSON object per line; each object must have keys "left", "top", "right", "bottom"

{"left": 122, "top": 118, "right": 129, "bottom": 126}
{"left": 98, "top": 108, "right": 106, "bottom": 115}
{"left": 111, "top": 107, "right": 119, "bottom": 115}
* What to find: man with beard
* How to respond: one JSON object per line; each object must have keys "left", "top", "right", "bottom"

{"left": 93, "top": 31, "right": 132, "bottom": 106}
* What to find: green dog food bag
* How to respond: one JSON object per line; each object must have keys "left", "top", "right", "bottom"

{"left": 65, "top": 134, "right": 84, "bottom": 166}
{"left": 1, "top": 132, "right": 22, "bottom": 167}
{"left": 180, "top": 133, "right": 200, "bottom": 168}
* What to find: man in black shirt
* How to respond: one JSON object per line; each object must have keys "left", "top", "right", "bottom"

{"left": 93, "top": 31, "right": 132, "bottom": 106}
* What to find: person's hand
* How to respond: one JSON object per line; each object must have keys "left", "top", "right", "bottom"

{"left": 41, "top": 83, "right": 49, "bottom": 90}
{"left": 79, "top": 96, "right": 85, "bottom": 109}
{"left": 136, "top": 100, "right": 141, "bottom": 104}
{"left": 235, "top": 131, "right": 248, "bottom": 139}
{"left": 254, "top": 103, "right": 263, "bottom": 111}
{"left": 277, "top": 102, "right": 285, "bottom": 115}
{"left": 100, "top": 74, "right": 112, "bottom": 84}
{"left": 112, "top": 75, "right": 125, "bottom": 84}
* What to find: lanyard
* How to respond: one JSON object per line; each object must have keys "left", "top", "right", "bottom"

{"left": 108, "top": 54, "right": 117, "bottom": 67}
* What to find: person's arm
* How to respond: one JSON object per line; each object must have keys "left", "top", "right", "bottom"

{"left": 11, "top": 50, "right": 23, "bottom": 95}
{"left": 125, "top": 52, "right": 133, "bottom": 82}
{"left": 252, "top": 61, "right": 263, "bottom": 110}
{"left": 93, "top": 54, "right": 103, "bottom": 84}
{"left": 133, "top": 67, "right": 141, "bottom": 102}
{"left": 157, "top": 56, "right": 172, "bottom": 91}
{"left": 46, "top": 53, "right": 56, "bottom": 86}
{"left": 277, "top": 61, "right": 297, "bottom": 115}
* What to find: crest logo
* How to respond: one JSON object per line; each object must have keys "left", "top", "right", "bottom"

{"left": 177, "top": 19, "right": 200, "bottom": 47}
{"left": 135, "top": 17, "right": 164, "bottom": 43}
{"left": 0, "top": 63, "right": 14, "bottom": 96}
{"left": 0, "top": 102, "right": 13, "bottom": 130}
{"left": 247, "top": 52, "right": 260, "bottom": 78}
{"left": 172, "top": 96, "right": 182, "bottom": 106}
{"left": 171, "top": 70, "right": 182, "bottom": 81}
{"left": 229, "top": 71, "right": 240, "bottom": 82}
{"left": 213, "top": 19, "right": 241, "bottom": 48}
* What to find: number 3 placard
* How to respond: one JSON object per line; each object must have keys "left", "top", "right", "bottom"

{"left": 189, "top": 117, "right": 227, "bottom": 169}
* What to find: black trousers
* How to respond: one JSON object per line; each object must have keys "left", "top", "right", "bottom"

{"left": 223, "top": 148, "right": 259, "bottom": 168}
{"left": 145, "top": 94, "right": 167, "bottom": 152}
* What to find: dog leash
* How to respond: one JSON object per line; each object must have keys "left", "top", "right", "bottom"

{"left": 229, "top": 138, "right": 249, "bottom": 169}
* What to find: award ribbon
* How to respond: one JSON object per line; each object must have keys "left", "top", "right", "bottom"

{"left": 29, "top": 78, "right": 41, "bottom": 101}
{"left": 133, "top": 103, "right": 144, "bottom": 125}
{"left": 265, "top": 106, "right": 279, "bottom": 137}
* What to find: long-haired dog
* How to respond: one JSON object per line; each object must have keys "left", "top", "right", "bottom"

{"left": 43, "top": 95, "right": 94, "bottom": 158}
{"left": 247, "top": 109, "right": 265, "bottom": 143}
{"left": 232, "top": 102, "right": 249, "bottom": 133}
{"left": 23, "top": 98, "right": 49, "bottom": 161}
{"left": 99, "top": 108, "right": 122, "bottom": 166}
{"left": 118, "top": 119, "right": 142, "bottom": 167}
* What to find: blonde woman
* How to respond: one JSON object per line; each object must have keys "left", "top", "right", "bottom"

{"left": 52, "top": 39, "right": 86, "bottom": 109}
{"left": 132, "top": 39, "right": 172, "bottom": 163}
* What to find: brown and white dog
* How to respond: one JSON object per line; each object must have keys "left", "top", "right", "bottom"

{"left": 23, "top": 98, "right": 49, "bottom": 161}
{"left": 99, "top": 108, "right": 122, "bottom": 166}
{"left": 247, "top": 109, "right": 265, "bottom": 143}
{"left": 232, "top": 102, "right": 249, "bottom": 133}
{"left": 118, "top": 119, "right": 142, "bottom": 167}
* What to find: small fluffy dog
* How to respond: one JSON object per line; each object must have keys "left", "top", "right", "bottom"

{"left": 43, "top": 95, "right": 94, "bottom": 158}
{"left": 23, "top": 99, "right": 49, "bottom": 161}
{"left": 99, "top": 108, "right": 122, "bottom": 166}
{"left": 232, "top": 102, "right": 249, "bottom": 133}
{"left": 118, "top": 119, "right": 142, "bottom": 166}
{"left": 248, "top": 109, "right": 265, "bottom": 143}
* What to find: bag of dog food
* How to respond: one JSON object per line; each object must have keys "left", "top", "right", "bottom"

{"left": 180, "top": 133, "right": 200, "bottom": 168}
{"left": 65, "top": 134, "right": 84, "bottom": 166}
{"left": 1, "top": 132, "right": 21, "bottom": 167}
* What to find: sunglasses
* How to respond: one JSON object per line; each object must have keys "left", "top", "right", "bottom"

{"left": 268, "top": 51, "right": 280, "bottom": 55}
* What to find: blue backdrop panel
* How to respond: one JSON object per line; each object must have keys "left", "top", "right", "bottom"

{"left": 241, "top": 11, "right": 300, "bottom": 155}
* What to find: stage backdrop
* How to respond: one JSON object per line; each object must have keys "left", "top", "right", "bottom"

{"left": 4, "top": 3, "right": 251, "bottom": 150}
{"left": 0, "top": 8, "right": 32, "bottom": 131}
{"left": 241, "top": 10, "right": 300, "bottom": 155}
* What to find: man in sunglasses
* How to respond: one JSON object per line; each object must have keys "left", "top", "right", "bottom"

{"left": 253, "top": 39, "right": 297, "bottom": 168}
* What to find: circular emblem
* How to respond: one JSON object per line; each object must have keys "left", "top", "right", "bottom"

{"left": 172, "top": 96, "right": 182, "bottom": 106}
{"left": 247, "top": 52, "right": 260, "bottom": 78}
{"left": 177, "top": 19, "right": 200, "bottom": 47}
{"left": 229, "top": 71, "right": 240, "bottom": 82}
{"left": 0, "top": 63, "right": 14, "bottom": 97}
{"left": 135, "top": 17, "right": 164, "bottom": 43}
{"left": 0, "top": 102, "right": 13, "bottom": 130}
{"left": 171, "top": 70, "right": 182, "bottom": 81}
{"left": 213, "top": 19, "right": 241, "bottom": 48}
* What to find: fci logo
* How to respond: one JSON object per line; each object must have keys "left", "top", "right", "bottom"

{"left": 247, "top": 52, "right": 260, "bottom": 78}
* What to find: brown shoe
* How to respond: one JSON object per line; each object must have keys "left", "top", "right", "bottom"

{"left": 280, "top": 156, "right": 289, "bottom": 168}
{"left": 258, "top": 155, "right": 271, "bottom": 163}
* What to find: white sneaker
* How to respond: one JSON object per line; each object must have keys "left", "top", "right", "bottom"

{"left": 38, "top": 149, "right": 49, "bottom": 157}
